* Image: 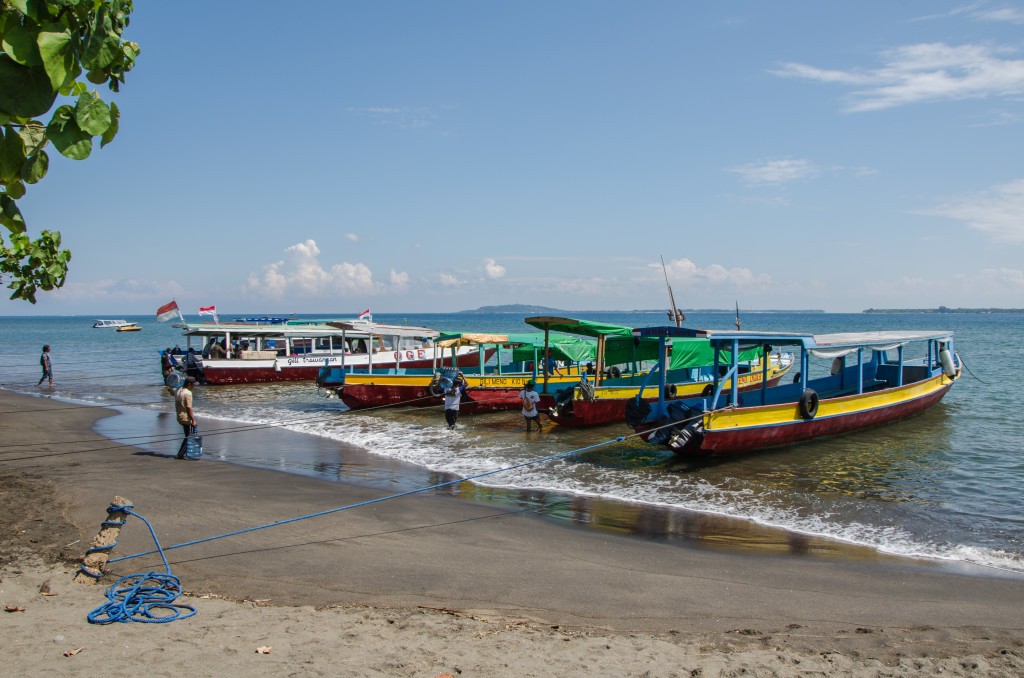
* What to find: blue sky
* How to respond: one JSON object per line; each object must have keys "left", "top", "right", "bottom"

{"left": 6, "top": 1, "right": 1024, "bottom": 315}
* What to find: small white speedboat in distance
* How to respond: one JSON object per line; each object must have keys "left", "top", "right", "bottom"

{"left": 93, "top": 319, "right": 131, "bottom": 329}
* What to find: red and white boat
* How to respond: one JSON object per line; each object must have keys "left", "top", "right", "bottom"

{"left": 168, "top": 317, "right": 482, "bottom": 385}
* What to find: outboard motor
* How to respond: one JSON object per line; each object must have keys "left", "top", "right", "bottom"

{"left": 648, "top": 403, "right": 705, "bottom": 453}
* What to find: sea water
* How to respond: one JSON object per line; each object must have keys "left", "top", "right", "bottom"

{"left": 1, "top": 311, "right": 1021, "bottom": 574}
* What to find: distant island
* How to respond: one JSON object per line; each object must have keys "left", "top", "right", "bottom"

{"left": 461, "top": 305, "right": 826, "bottom": 314}
{"left": 460, "top": 304, "right": 566, "bottom": 314}
{"left": 863, "top": 306, "right": 1024, "bottom": 314}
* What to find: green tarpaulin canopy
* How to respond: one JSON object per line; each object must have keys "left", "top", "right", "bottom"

{"left": 668, "top": 337, "right": 762, "bottom": 369}
{"left": 522, "top": 317, "right": 763, "bottom": 367}
{"left": 505, "top": 333, "right": 597, "bottom": 363}
{"left": 524, "top": 316, "right": 634, "bottom": 337}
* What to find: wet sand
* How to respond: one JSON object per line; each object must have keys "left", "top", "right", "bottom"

{"left": 2, "top": 388, "right": 1023, "bottom": 676}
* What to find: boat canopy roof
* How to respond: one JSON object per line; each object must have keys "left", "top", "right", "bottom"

{"left": 326, "top": 321, "right": 440, "bottom": 338}
{"left": 178, "top": 322, "right": 360, "bottom": 338}
{"left": 435, "top": 332, "right": 509, "bottom": 348}
{"left": 524, "top": 316, "right": 634, "bottom": 338}
{"left": 633, "top": 326, "right": 952, "bottom": 352}
{"left": 518, "top": 320, "right": 764, "bottom": 366}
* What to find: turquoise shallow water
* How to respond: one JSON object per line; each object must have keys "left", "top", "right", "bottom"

{"left": 1, "top": 311, "right": 1021, "bottom": 573}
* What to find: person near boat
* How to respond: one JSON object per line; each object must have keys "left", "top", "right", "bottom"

{"left": 37, "top": 345, "right": 52, "bottom": 387}
{"left": 174, "top": 376, "right": 198, "bottom": 459}
{"left": 209, "top": 340, "right": 227, "bottom": 360}
{"left": 519, "top": 380, "right": 543, "bottom": 432}
{"left": 161, "top": 348, "right": 175, "bottom": 380}
{"left": 184, "top": 347, "right": 206, "bottom": 383}
{"left": 443, "top": 372, "right": 468, "bottom": 430}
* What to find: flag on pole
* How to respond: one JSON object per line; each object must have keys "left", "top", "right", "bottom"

{"left": 358, "top": 309, "right": 371, "bottom": 319}
{"left": 199, "top": 305, "right": 219, "bottom": 323}
{"left": 156, "top": 300, "right": 180, "bottom": 322}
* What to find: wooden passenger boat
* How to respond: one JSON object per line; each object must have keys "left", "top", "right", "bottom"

{"left": 320, "top": 332, "right": 585, "bottom": 413}
{"left": 627, "top": 327, "right": 960, "bottom": 457}
{"left": 169, "top": 318, "right": 480, "bottom": 384}
{"left": 547, "top": 348, "right": 793, "bottom": 427}
{"left": 522, "top": 316, "right": 791, "bottom": 427}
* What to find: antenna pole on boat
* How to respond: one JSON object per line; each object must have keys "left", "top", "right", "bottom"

{"left": 735, "top": 301, "right": 741, "bottom": 331}
{"left": 660, "top": 254, "right": 682, "bottom": 327}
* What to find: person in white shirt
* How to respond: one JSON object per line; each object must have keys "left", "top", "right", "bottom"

{"left": 518, "top": 380, "right": 543, "bottom": 432}
{"left": 444, "top": 372, "right": 468, "bottom": 429}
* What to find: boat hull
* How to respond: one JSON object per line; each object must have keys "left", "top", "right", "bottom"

{"left": 338, "top": 383, "right": 557, "bottom": 414}
{"left": 641, "top": 372, "right": 956, "bottom": 457}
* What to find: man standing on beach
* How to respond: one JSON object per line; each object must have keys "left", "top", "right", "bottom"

{"left": 37, "top": 345, "right": 52, "bottom": 387}
{"left": 444, "top": 372, "right": 467, "bottom": 430}
{"left": 175, "top": 376, "right": 197, "bottom": 459}
{"left": 519, "top": 380, "right": 543, "bottom": 432}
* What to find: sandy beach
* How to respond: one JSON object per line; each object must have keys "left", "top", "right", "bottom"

{"left": 2, "top": 388, "right": 1023, "bottom": 676}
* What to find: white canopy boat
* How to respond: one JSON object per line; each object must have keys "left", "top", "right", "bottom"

{"left": 168, "top": 317, "right": 482, "bottom": 384}
{"left": 93, "top": 319, "right": 131, "bottom": 329}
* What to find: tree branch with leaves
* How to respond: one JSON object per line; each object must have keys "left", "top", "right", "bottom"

{"left": 0, "top": 0, "right": 138, "bottom": 302}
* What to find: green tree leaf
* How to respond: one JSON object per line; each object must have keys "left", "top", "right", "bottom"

{"left": 100, "top": 100, "right": 119, "bottom": 148}
{"left": 48, "top": 115, "right": 92, "bottom": 160}
{"left": 75, "top": 92, "right": 111, "bottom": 136}
{"left": 0, "top": 194, "right": 26, "bottom": 234}
{"left": 83, "top": 12, "right": 119, "bottom": 71}
{"left": 5, "top": 180, "right": 25, "bottom": 199}
{"left": 1, "top": 24, "right": 43, "bottom": 67}
{"left": 0, "top": 126, "right": 27, "bottom": 183}
{"left": 0, "top": 55, "right": 59, "bottom": 118}
{"left": 37, "top": 23, "right": 78, "bottom": 91}
{"left": 21, "top": 150, "right": 48, "bottom": 184}
{"left": 9, "top": 1, "right": 52, "bottom": 23}
{"left": 17, "top": 122, "right": 47, "bottom": 155}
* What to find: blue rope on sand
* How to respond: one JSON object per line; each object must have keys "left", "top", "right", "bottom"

{"left": 86, "top": 504, "right": 197, "bottom": 624}
{"left": 108, "top": 436, "right": 627, "bottom": 564}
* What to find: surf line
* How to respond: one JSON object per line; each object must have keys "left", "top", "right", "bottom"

{"left": 107, "top": 434, "right": 636, "bottom": 564}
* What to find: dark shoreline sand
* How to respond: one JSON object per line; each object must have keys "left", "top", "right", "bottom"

{"left": 2, "top": 388, "right": 1023, "bottom": 676}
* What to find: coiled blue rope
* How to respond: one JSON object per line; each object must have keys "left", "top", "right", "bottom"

{"left": 109, "top": 436, "right": 627, "bottom": 564}
{"left": 86, "top": 504, "right": 197, "bottom": 624}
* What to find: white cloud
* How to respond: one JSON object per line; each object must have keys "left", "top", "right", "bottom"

{"left": 657, "top": 258, "right": 773, "bottom": 289}
{"left": 482, "top": 258, "right": 506, "bottom": 279}
{"left": 728, "top": 158, "right": 818, "bottom": 185}
{"left": 344, "top": 233, "right": 360, "bottom": 243}
{"left": 772, "top": 42, "right": 1024, "bottom": 112}
{"left": 973, "top": 7, "right": 1024, "bottom": 24}
{"left": 439, "top": 273, "right": 459, "bottom": 286}
{"left": 389, "top": 269, "right": 409, "bottom": 291}
{"left": 915, "top": 179, "right": 1024, "bottom": 242}
{"left": 244, "top": 239, "right": 379, "bottom": 300}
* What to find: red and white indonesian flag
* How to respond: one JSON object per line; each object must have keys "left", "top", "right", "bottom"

{"left": 358, "top": 309, "right": 371, "bottom": 319}
{"left": 156, "top": 300, "right": 180, "bottom": 322}
{"left": 199, "top": 305, "right": 218, "bottom": 323}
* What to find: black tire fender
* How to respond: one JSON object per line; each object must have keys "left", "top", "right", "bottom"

{"left": 798, "top": 389, "right": 819, "bottom": 419}
{"left": 701, "top": 383, "right": 715, "bottom": 397}
{"left": 666, "top": 384, "right": 677, "bottom": 398}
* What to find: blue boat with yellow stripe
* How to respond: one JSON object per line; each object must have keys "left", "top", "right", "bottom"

{"left": 626, "top": 327, "right": 960, "bottom": 457}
